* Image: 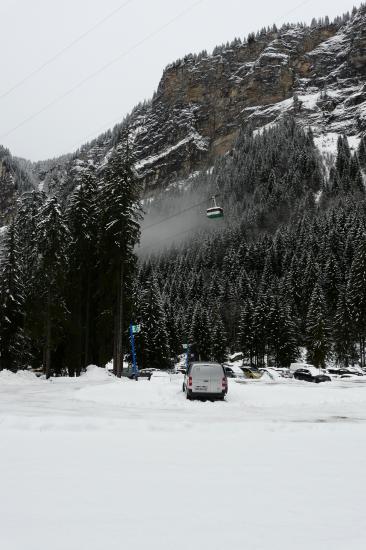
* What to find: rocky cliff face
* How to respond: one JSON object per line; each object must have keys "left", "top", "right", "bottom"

{"left": 93, "top": 6, "right": 366, "bottom": 192}
{"left": 4, "top": 6, "right": 366, "bottom": 204}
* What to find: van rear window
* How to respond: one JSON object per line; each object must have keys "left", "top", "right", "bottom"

{"left": 192, "top": 365, "right": 223, "bottom": 376}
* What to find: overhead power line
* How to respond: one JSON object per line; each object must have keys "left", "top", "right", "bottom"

{"left": 61, "top": 0, "right": 314, "bottom": 156}
{"left": 276, "top": 0, "right": 313, "bottom": 24}
{"left": 142, "top": 198, "right": 208, "bottom": 231}
{"left": 70, "top": 115, "right": 126, "bottom": 152}
{"left": 138, "top": 193, "right": 227, "bottom": 253}
{"left": 0, "top": 0, "right": 135, "bottom": 101}
{"left": 0, "top": 0, "right": 204, "bottom": 141}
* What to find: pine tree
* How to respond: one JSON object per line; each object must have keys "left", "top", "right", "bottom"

{"left": 306, "top": 284, "right": 331, "bottom": 369}
{"left": 357, "top": 137, "right": 366, "bottom": 170}
{"left": 0, "top": 222, "right": 30, "bottom": 371}
{"left": 66, "top": 163, "right": 98, "bottom": 373}
{"left": 15, "top": 190, "right": 46, "bottom": 282}
{"left": 137, "top": 276, "right": 170, "bottom": 369}
{"left": 349, "top": 154, "right": 364, "bottom": 194}
{"left": 210, "top": 310, "right": 227, "bottom": 363}
{"left": 322, "top": 253, "right": 341, "bottom": 315}
{"left": 238, "top": 299, "right": 256, "bottom": 366}
{"left": 335, "top": 135, "right": 351, "bottom": 184}
{"left": 333, "top": 286, "right": 356, "bottom": 367}
{"left": 189, "top": 304, "right": 212, "bottom": 361}
{"left": 253, "top": 290, "right": 270, "bottom": 367}
{"left": 347, "top": 237, "right": 366, "bottom": 368}
{"left": 34, "top": 196, "right": 69, "bottom": 378}
{"left": 267, "top": 295, "right": 298, "bottom": 367}
{"left": 97, "top": 140, "right": 141, "bottom": 375}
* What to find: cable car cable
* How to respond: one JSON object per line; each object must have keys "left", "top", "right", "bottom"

{"left": 0, "top": 0, "right": 204, "bottom": 140}
{"left": 142, "top": 198, "right": 208, "bottom": 231}
{"left": 139, "top": 195, "right": 227, "bottom": 253}
{"left": 44, "top": 0, "right": 311, "bottom": 154}
{"left": 0, "top": 0, "right": 135, "bottom": 101}
{"left": 142, "top": 189, "right": 226, "bottom": 232}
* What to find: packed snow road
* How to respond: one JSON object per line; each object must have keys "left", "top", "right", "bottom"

{"left": 1, "top": 367, "right": 366, "bottom": 550}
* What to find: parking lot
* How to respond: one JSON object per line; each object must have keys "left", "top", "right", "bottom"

{"left": 1, "top": 367, "right": 366, "bottom": 550}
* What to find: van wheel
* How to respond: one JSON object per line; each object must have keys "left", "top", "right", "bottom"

{"left": 186, "top": 391, "right": 192, "bottom": 400}
{"left": 182, "top": 383, "right": 186, "bottom": 392}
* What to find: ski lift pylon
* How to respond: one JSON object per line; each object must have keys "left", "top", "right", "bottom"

{"left": 206, "top": 195, "right": 224, "bottom": 219}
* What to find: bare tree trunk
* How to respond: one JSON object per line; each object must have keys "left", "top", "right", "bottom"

{"left": 113, "top": 310, "right": 118, "bottom": 376}
{"left": 360, "top": 338, "right": 364, "bottom": 369}
{"left": 45, "top": 288, "right": 52, "bottom": 379}
{"left": 360, "top": 339, "right": 363, "bottom": 369}
{"left": 75, "top": 272, "right": 83, "bottom": 377}
{"left": 116, "top": 262, "right": 124, "bottom": 378}
{"left": 83, "top": 272, "right": 91, "bottom": 370}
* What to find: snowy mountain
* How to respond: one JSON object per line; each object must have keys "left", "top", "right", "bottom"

{"left": 29, "top": 5, "right": 366, "bottom": 197}
{"left": 1, "top": 6, "right": 366, "bottom": 217}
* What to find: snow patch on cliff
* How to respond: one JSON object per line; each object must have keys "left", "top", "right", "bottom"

{"left": 314, "top": 132, "right": 361, "bottom": 157}
{"left": 135, "top": 131, "right": 208, "bottom": 171}
{"left": 309, "top": 31, "right": 349, "bottom": 57}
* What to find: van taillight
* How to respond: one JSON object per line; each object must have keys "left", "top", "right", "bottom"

{"left": 188, "top": 376, "right": 192, "bottom": 387}
{"left": 222, "top": 378, "right": 227, "bottom": 389}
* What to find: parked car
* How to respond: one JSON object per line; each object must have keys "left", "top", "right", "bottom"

{"left": 228, "top": 352, "right": 244, "bottom": 363}
{"left": 327, "top": 368, "right": 364, "bottom": 377}
{"left": 175, "top": 367, "right": 186, "bottom": 374}
{"left": 224, "top": 364, "right": 246, "bottom": 379}
{"left": 289, "top": 362, "right": 316, "bottom": 373}
{"left": 259, "top": 368, "right": 283, "bottom": 380}
{"left": 183, "top": 362, "right": 227, "bottom": 400}
{"left": 242, "top": 367, "right": 262, "bottom": 379}
{"left": 128, "top": 369, "right": 152, "bottom": 380}
{"left": 293, "top": 368, "right": 331, "bottom": 383}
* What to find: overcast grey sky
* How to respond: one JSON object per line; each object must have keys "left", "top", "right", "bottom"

{"left": 0, "top": 0, "right": 360, "bottom": 161}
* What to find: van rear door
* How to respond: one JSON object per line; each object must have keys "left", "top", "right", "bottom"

{"left": 192, "top": 364, "right": 223, "bottom": 394}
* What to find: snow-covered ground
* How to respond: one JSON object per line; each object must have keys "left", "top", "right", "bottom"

{"left": 1, "top": 367, "right": 366, "bottom": 550}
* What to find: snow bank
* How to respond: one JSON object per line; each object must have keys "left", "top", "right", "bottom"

{"left": 76, "top": 375, "right": 181, "bottom": 409}
{"left": 82, "top": 365, "right": 111, "bottom": 381}
{"left": 149, "top": 371, "right": 172, "bottom": 384}
{"left": 0, "top": 369, "right": 39, "bottom": 385}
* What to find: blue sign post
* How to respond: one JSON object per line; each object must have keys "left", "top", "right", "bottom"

{"left": 129, "top": 323, "right": 138, "bottom": 378}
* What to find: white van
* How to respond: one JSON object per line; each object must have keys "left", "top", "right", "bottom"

{"left": 183, "top": 362, "right": 227, "bottom": 400}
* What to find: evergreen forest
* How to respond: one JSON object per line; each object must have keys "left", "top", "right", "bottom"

{"left": 1, "top": 118, "right": 366, "bottom": 374}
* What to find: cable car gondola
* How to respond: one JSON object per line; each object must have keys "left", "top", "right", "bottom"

{"left": 206, "top": 195, "right": 224, "bottom": 219}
